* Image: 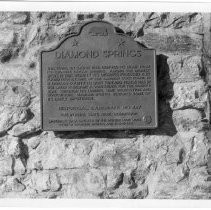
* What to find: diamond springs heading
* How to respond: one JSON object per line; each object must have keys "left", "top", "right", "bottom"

{"left": 55, "top": 50, "right": 143, "bottom": 59}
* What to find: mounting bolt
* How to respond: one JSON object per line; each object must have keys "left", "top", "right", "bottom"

{"left": 143, "top": 115, "right": 152, "bottom": 124}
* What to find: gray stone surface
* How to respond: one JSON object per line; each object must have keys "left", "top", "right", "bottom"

{"left": 0, "top": 11, "right": 210, "bottom": 199}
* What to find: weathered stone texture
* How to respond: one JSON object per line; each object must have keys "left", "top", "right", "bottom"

{"left": 167, "top": 55, "right": 203, "bottom": 83}
{"left": 170, "top": 80, "right": 208, "bottom": 110}
{"left": 0, "top": 12, "right": 210, "bottom": 199}
{"left": 0, "top": 107, "right": 29, "bottom": 135}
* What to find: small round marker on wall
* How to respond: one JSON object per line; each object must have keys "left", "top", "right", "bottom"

{"left": 143, "top": 115, "right": 152, "bottom": 124}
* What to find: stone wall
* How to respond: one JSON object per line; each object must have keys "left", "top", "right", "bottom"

{"left": 0, "top": 12, "right": 210, "bottom": 199}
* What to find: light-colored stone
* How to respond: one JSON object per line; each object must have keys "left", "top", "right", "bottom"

{"left": 132, "top": 12, "right": 202, "bottom": 31}
{"left": 27, "top": 136, "right": 41, "bottom": 150}
{"left": 60, "top": 168, "right": 105, "bottom": 198}
{"left": 27, "top": 137, "right": 92, "bottom": 170}
{"left": 186, "top": 132, "right": 208, "bottom": 168}
{"left": 105, "top": 12, "right": 136, "bottom": 32}
{"left": 170, "top": 80, "right": 208, "bottom": 110}
{"left": 9, "top": 178, "right": 26, "bottom": 192}
{"left": 167, "top": 55, "right": 202, "bottom": 82}
{"left": 173, "top": 164, "right": 189, "bottom": 183}
{"left": 49, "top": 173, "right": 60, "bottom": 192}
{"left": 0, "top": 107, "right": 29, "bottom": 134}
{"left": 31, "top": 171, "right": 50, "bottom": 192}
{"left": 7, "top": 118, "right": 40, "bottom": 137}
{"left": 173, "top": 109, "right": 203, "bottom": 132}
{"left": 0, "top": 157, "right": 13, "bottom": 176}
{"left": 137, "top": 28, "right": 202, "bottom": 54}
{"left": 13, "top": 12, "right": 29, "bottom": 24}
{"left": 189, "top": 167, "right": 209, "bottom": 189}
{"left": 0, "top": 62, "right": 38, "bottom": 80}
{"left": 3, "top": 86, "right": 31, "bottom": 107}
{"left": 14, "top": 158, "right": 26, "bottom": 175}
{"left": 0, "top": 29, "right": 15, "bottom": 51}
{"left": 7, "top": 100, "right": 42, "bottom": 138}
{"left": 89, "top": 141, "right": 138, "bottom": 171}
{"left": 31, "top": 171, "right": 60, "bottom": 192}
{"left": 2, "top": 177, "right": 25, "bottom": 193}
{"left": 8, "top": 136, "right": 20, "bottom": 158}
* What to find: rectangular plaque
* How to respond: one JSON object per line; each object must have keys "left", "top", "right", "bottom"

{"left": 40, "top": 21, "right": 158, "bottom": 131}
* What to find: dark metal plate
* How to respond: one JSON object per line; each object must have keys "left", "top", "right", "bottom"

{"left": 40, "top": 21, "right": 157, "bottom": 131}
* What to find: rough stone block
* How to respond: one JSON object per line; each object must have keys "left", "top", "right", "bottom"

{"left": 167, "top": 55, "right": 203, "bottom": 82}
{"left": 89, "top": 142, "right": 138, "bottom": 172}
{"left": 173, "top": 109, "right": 203, "bottom": 132}
{"left": 61, "top": 169, "right": 105, "bottom": 198}
{"left": 172, "top": 164, "right": 189, "bottom": 183}
{"left": 137, "top": 29, "right": 202, "bottom": 54}
{"left": 186, "top": 132, "right": 208, "bottom": 168}
{"left": 31, "top": 171, "right": 61, "bottom": 193}
{"left": 0, "top": 81, "right": 31, "bottom": 107}
{"left": 27, "top": 136, "right": 41, "bottom": 150}
{"left": 31, "top": 171, "right": 50, "bottom": 192}
{"left": 0, "top": 29, "right": 15, "bottom": 51}
{"left": 164, "top": 136, "right": 185, "bottom": 165}
{"left": 0, "top": 139, "right": 10, "bottom": 159}
{"left": 0, "top": 107, "right": 29, "bottom": 134}
{"left": 0, "top": 157, "right": 13, "bottom": 176}
{"left": 7, "top": 136, "right": 21, "bottom": 158}
{"left": 9, "top": 178, "right": 25, "bottom": 192}
{"left": 189, "top": 167, "right": 209, "bottom": 189}
{"left": 1, "top": 177, "right": 25, "bottom": 194}
{"left": 8, "top": 118, "right": 40, "bottom": 137}
{"left": 49, "top": 173, "right": 60, "bottom": 192}
{"left": 14, "top": 158, "right": 26, "bottom": 175}
{"left": 0, "top": 63, "right": 37, "bottom": 80}
{"left": 3, "top": 85, "right": 31, "bottom": 107}
{"left": 0, "top": 23, "right": 25, "bottom": 63}
{"left": 170, "top": 80, "right": 207, "bottom": 110}
{"left": 83, "top": 169, "right": 105, "bottom": 194}
{"left": 137, "top": 13, "right": 203, "bottom": 33}
{"left": 105, "top": 12, "right": 136, "bottom": 32}
{"left": 12, "top": 12, "right": 30, "bottom": 25}
{"left": 27, "top": 137, "right": 91, "bottom": 170}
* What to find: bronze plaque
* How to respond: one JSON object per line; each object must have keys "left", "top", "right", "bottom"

{"left": 40, "top": 21, "right": 157, "bottom": 131}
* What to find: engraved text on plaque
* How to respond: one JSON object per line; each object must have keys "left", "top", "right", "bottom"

{"left": 40, "top": 21, "right": 157, "bottom": 130}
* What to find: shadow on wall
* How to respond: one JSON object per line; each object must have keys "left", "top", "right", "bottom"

{"left": 54, "top": 54, "right": 176, "bottom": 139}
{"left": 152, "top": 54, "right": 176, "bottom": 136}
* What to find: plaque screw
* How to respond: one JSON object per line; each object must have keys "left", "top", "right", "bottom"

{"left": 143, "top": 115, "right": 152, "bottom": 124}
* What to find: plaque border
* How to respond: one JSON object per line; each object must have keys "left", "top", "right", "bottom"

{"left": 40, "top": 20, "right": 158, "bottom": 131}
